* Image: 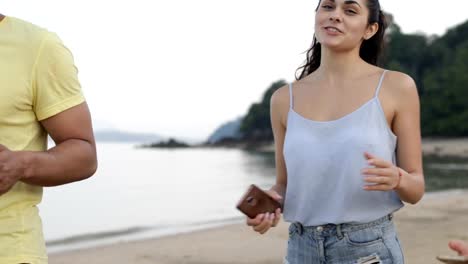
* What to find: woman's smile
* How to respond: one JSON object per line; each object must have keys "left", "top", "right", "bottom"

{"left": 323, "top": 26, "right": 343, "bottom": 35}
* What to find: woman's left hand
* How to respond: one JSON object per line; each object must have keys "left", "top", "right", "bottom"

{"left": 361, "top": 152, "right": 401, "bottom": 191}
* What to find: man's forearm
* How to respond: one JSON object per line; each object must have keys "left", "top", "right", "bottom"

{"left": 21, "top": 139, "right": 97, "bottom": 186}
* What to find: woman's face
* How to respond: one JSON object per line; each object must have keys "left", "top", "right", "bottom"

{"left": 315, "top": 0, "right": 376, "bottom": 51}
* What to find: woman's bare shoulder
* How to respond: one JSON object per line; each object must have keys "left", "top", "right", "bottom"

{"left": 270, "top": 83, "right": 291, "bottom": 109}
{"left": 384, "top": 70, "right": 418, "bottom": 94}
{"left": 383, "top": 70, "right": 420, "bottom": 109}
{"left": 270, "top": 83, "right": 292, "bottom": 126}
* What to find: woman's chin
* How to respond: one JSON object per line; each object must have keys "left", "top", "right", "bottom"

{"left": 319, "top": 41, "right": 346, "bottom": 50}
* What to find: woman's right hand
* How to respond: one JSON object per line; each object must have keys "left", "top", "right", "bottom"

{"left": 245, "top": 189, "right": 283, "bottom": 234}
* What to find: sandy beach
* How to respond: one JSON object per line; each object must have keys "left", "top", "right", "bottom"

{"left": 422, "top": 138, "right": 468, "bottom": 157}
{"left": 49, "top": 189, "right": 468, "bottom": 264}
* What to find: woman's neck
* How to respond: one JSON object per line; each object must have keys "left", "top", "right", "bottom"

{"left": 317, "top": 46, "right": 367, "bottom": 80}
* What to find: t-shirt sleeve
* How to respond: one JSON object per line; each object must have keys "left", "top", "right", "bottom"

{"left": 33, "top": 32, "right": 85, "bottom": 121}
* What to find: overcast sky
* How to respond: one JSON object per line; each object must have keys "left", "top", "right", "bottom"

{"left": 3, "top": 0, "right": 468, "bottom": 141}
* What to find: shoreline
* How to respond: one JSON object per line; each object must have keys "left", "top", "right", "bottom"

{"left": 199, "top": 138, "right": 468, "bottom": 157}
{"left": 421, "top": 138, "right": 468, "bottom": 157}
{"left": 49, "top": 188, "right": 468, "bottom": 264}
{"left": 45, "top": 217, "right": 245, "bottom": 254}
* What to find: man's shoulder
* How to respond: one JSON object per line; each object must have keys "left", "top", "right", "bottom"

{"left": 6, "top": 16, "right": 48, "bottom": 33}
{"left": 3, "top": 16, "right": 51, "bottom": 48}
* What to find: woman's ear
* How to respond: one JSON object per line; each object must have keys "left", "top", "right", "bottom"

{"left": 364, "top": 22, "right": 379, "bottom": 40}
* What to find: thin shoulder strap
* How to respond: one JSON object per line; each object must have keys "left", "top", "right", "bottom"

{"left": 288, "top": 83, "right": 294, "bottom": 109}
{"left": 374, "top": 70, "right": 388, "bottom": 97}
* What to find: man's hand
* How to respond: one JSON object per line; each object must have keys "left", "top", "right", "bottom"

{"left": 449, "top": 240, "right": 468, "bottom": 256}
{"left": 0, "top": 144, "right": 25, "bottom": 195}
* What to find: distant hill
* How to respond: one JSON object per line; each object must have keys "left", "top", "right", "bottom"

{"left": 94, "top": 130, "right": 162, "bottom": 143}
{"left": 206, "top": 117, "right": 244, "bottom": 144}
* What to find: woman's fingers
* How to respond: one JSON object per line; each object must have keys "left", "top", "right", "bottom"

{"left": 363, "top": 183, "right": 392, "bottom": 191}
{"left": 367, "top": 158, "right": 392, "bottom": 168}
{"left": 363, "top": 151, "right": 375, "bottom": 160}
{"left": 253, "top": 217, "right": 269, "bottom": 233}
{"left": 363, "top": 172, "right": 394, "bottom": 190}
{"left": 364, "top": 152, "right": 392, "bottom": 168}
{"left": 364, "top": 176, "right": 391, "bottom": 185}
{"left": 252, "top": 213, "right": 269, "bottom": 232}
{"left": 272, "top": 208, "right": 282, "bottom": 227}
{"left": 262, "top": 212, "right": 275, "bottom": 229}
{"left": 253, "top": 212, "right": 275, "bottom": 233}
{"left": 246, "top": 213, "right": 264, "bottom": 226}
{"left": 362, "top": 166, "right": 399, "bottom": 190}
{"left": 247, "top": 208, "right": 282, "bottom": 234}
{"left": 361, "top": 167, "right": 392, "bottom": 177}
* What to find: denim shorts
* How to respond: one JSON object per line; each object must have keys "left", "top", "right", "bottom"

{"left": 284, "top": 214, "right": 404, "bottom": 264}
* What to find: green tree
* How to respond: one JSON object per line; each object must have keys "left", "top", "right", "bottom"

{"left": 421, "top": 41, "right": 468, "bottom": 136}
{"left": 385, "top": 19, "right": 468, "bottom": 137}
{"left": 240, "top": 80, "right": 287, "bottom": 141}
{"left": 383, "top": 24, "right": 430, "bottom": 93}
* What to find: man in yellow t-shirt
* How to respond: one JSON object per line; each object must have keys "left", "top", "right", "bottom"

{"left": 0, "top": 14, "right": 97, "bottom": 263}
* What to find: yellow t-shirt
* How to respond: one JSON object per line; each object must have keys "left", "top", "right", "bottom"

{"left": 0, "top": 16, "right": 85, "bottom": 263}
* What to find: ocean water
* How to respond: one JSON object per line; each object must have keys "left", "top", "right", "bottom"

{"left": 39, "top": 142, "right": 468, "bottom": 253}
{"left": 40, "top": 142, "right": 276, "bottom": 253}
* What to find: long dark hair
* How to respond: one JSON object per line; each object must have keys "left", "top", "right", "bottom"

{"left": 296, "top": 0, "right": 387, "bottom": 80}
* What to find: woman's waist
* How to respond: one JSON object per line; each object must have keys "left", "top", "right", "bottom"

{"left": 282, "top": 190, "right": 403, "bottom": 227}
{"left": 288, "top": 213, "right": 394, "bottom": 237}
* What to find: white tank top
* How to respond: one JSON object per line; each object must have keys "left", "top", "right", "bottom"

{"left": 282, "top": 70, "right": 403, "bottom": 226}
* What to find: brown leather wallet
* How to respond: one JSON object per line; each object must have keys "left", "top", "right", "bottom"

{"left": 236, "top": 184, "right": 282, "bottom": 219}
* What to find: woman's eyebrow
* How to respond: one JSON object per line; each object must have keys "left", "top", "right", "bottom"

{"left": 344, "top": 0, "right": 361, "bottom": 8}
{"left": 324, "top": 0, "right": 361, "bottom": 8}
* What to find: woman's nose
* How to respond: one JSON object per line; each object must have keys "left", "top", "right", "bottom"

{"left": 329, "top": 15, "right": 341, "bottom": 22}
{"left": 328, "top": 10, "right": 342, "bottom": 22}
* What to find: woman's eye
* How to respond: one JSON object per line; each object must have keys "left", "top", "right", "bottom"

{"left": 346, "top": 9, "right": 357, "bottom": 14}
{"left": 321, "top": 5, "right": 333, "bottom": 9}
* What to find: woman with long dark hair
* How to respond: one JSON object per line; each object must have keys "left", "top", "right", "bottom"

{"left": 246, "top": 0, "right": 424, "bottom": 263}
